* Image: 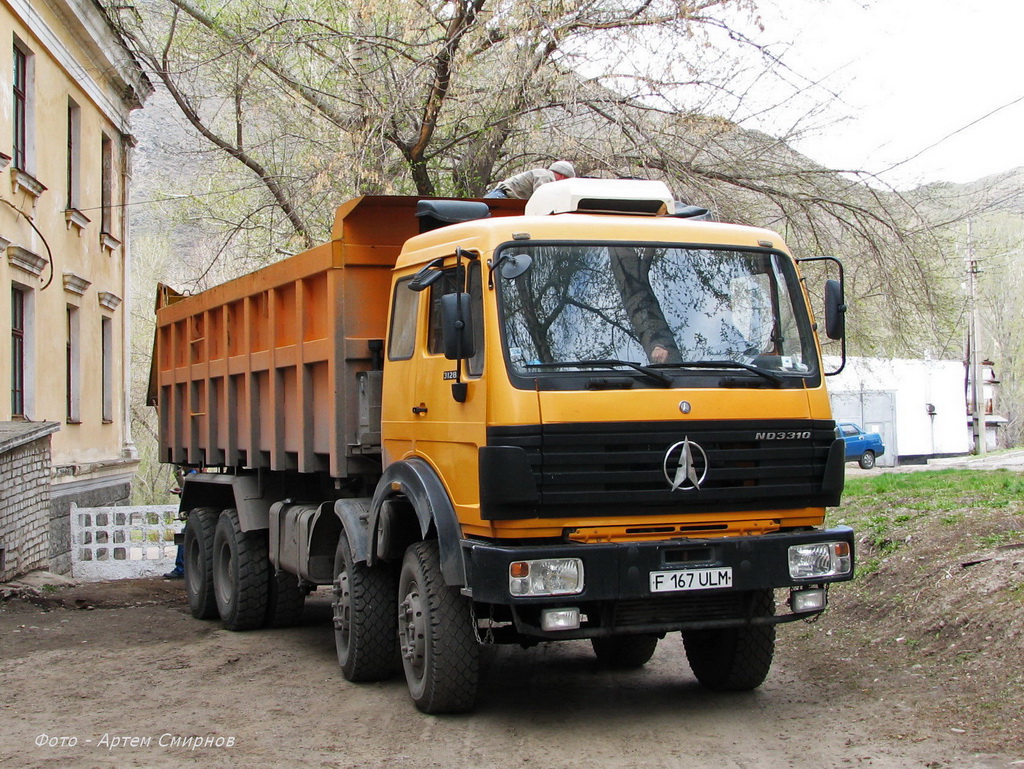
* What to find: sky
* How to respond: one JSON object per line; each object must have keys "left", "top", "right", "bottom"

{"left": 746, "top": 0, "right": 1024, "bottom": 189}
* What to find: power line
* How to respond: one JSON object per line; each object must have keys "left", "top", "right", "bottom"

{"left": 71, "top": 183, "right": 269, "bottom": 214}
{"left": 881, "top": 94, "right": 1024, "bottom": 177}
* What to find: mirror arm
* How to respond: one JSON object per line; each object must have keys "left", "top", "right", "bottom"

{"left": 487, "top": 254, "right": 504, "bottom": 290}
{"left": 452, "top": 249, "right": 468, "bottom": 402}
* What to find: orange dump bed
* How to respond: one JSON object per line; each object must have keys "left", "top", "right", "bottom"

{"left": 153, "top": 197, "right": 418, "bottom": 478}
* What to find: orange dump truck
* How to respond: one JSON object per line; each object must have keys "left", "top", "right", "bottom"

{"left": 153, "top": 179, "right": 854, "bottom": 713}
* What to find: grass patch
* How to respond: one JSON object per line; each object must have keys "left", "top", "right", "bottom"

{"left": 845, "top": 468, "right": 1024, "bottom": 501}
{"left": 834, "top": 469, "right": 1024, "bottom": 561}
{"left": 977, "top": 530, "right": 1024, "bottom": 547}
{"left": 841, "top": 469, "right": 1024, "bottom": 518}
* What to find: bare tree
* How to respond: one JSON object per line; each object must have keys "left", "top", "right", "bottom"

{"left": 111, "top": 0, "right": 961, "bottom": 355}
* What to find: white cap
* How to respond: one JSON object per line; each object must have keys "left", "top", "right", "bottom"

{"left": 548, "top": 160, "right": 575, "bottom": 178}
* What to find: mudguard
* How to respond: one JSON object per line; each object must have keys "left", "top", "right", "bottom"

{"left": 333, "top": 498, "right": 371, "bottom": 564}
{"left": 179, "top": 473, "right": 271, "bottom": 532}
{"left": 369, "top": 458, "right": 466, "bottom": 586}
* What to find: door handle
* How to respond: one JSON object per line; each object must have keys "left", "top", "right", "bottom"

{"left": 412, "top": 405, "right": 428, "bottom": 415}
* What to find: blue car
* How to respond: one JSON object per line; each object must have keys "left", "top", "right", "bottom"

{"left": 836, "top": 422, "right": 885, "bottom": 469}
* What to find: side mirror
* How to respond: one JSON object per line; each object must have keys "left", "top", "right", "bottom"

{"left": 500, "top": 253, "right": 533, "bottom": 280}
{"left": 440, "top": 293, "right": 475, "bottom": 360}
{"left": 824, "top": 279, "right": 846, "bottom": 340}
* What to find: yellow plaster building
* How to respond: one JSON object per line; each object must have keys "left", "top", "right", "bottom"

{"left": 0, "top": 0, "right": 150, "bottom": 574}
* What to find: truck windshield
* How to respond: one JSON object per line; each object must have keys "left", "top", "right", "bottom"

{"left": 497, "top": 243, "right": 818, "bottom": 385}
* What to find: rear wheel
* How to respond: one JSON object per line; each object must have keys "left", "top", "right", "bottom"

{"left": 398, "top": 540, "right": 479, "bottom": 713}
{"left": 859, "top": 450, "right": 876, "bottom": 469}
{"left": 591, "top": 634, "right": 659, "bottom": 668}
{"left": 212, "top": 508, "right": 270, "bottom": 631}
{"left": 183, "top": 507, "right": 219, "bottom": 620}
{"left": 683, "top": 590, "right": 776, "bottom": 691}
{"left": 332, "top": 531, "right": 397, "bottom": 682}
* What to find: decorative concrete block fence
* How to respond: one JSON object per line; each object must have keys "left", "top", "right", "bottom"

{"left": 71, "top": 504, "right": 180, "bottom": 581}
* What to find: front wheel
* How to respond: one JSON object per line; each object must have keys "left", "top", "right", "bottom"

{"left": 859, "top": 450, "right": 876, "bottom": 469}
{"left": 682, "top": 590, "right": 776, "bottom": 691}
{"left": 212, "top": 508, "right": 270, "bottom": 631}
{"left": 332, "top": 531, "right": 397, "bottom": 682}
{"left": 398, "top": 540, "right": 479, "bottom": 714}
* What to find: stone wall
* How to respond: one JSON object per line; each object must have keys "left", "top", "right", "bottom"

{"left": 0, "top": 423, "right": 59, "bottom": 582}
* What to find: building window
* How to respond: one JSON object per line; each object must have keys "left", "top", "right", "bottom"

{"left": 67, "top": 99, "right": 81, "bottom": 210}
{"left": 101, "top": 316, "right": 113, "bottom": 423}
{"left": 100, "top": 134, "right": 113, "bottom": 234}
{"left": 11, "top": 284, "right": 34, "bottom": 417}
{"left": 12, "top": 39, "right": 34, "bottom": 174}
{"left": 12, "top": 287, "right": 25, "bottom": 416}
{"left": 13, "top": 44, "right": 28, "bottom": 170}
{"left": 66, "top": 305, "right": 80, "bottom": 423}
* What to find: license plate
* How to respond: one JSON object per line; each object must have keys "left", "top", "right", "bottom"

{"left": 649, "top": 567, "right": 733, "bottom": 593}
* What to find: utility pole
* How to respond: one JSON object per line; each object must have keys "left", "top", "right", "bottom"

{"left": 967, "top": 220, "right": 986, "bottom": 455}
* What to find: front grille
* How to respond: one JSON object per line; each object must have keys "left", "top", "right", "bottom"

{"left": 484, "top": 419, "right": 838, "bottom": 519}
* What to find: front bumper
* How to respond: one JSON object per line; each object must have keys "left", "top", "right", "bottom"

{"left": 461, "top": 526, "right": 854, "bottom": 638}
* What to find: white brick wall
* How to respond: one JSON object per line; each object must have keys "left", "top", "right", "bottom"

{"left": 0, "top": 435, "right": 52, "bottom": 582}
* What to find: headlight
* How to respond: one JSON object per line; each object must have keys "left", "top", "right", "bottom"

{"left": 509, "top": 558, "right": 584, "bottom": 596}
{"left": 788, "top": 541, "right": 852, "bottom": 579}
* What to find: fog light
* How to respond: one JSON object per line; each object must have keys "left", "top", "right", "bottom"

{"left": 791, "top": 588, "right": 827, "bottom": 613}
{"left": 509, "top": 558, "right": 584, "bottom": 596}
{"left": 788, "top": 541, "right": 852, "bottom": 579}
{"left": 541, "top": 607, "right": 580, "bottom": 631}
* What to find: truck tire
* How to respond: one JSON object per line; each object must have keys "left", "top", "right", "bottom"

{"left": 859, "top": 450, "right": 876, "bottom": 469}
{"left": 332, "top": 531, "right": 397, "bottom": 682}
{"left": 682, "top": 590, "right": 776, "bottom": 691}
{"left": 591, "top": 634, "right": 659, "bottom": 668}
{"left": 183, "top": 507, "right": 219, "bottom": 620}
{"left": 266, "top": 570, "right": 306, "bottom": 628}
{"left": 398, "top": 540, "right": 479, "bottom": 713}
{"left": 212, "top": 508, "right": 270, "bottom": 631}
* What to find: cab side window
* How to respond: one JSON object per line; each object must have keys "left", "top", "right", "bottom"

{"left": 388, "top": 277, "right": 418, "bottom": 361}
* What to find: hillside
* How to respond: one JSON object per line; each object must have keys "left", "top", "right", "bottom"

{"left": 796, "top": 468, "right": 1024, "bottom": 753}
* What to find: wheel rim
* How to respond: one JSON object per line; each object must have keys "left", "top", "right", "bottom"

{"left": 332, "top": 568, "right": 351, "bottom": 652}
{"left": 186, "top": 537, "right": 202, "bottom": 594}
{"left": 214, "top": 540, "right": 234, "bottom": 605}
{"left": 400, "top": 581, "right": 427, "bottom": 683}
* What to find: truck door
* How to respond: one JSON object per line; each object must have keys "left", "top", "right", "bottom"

{"left": 383, "top": 260, "right": 486, "bottom": 513}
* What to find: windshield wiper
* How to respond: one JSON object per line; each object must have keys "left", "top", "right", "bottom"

{"left": 650, "top": 360, "right": 784, "bottom": 387}
{"left": 525, "top": 359, "right": 673, "bottom": 387}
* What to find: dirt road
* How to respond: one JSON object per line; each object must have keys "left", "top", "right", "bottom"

{"left": 1, "top": 579, "right": 1019, "bottom": 769}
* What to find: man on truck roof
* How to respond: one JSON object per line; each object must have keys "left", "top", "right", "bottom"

{"left": 484, "top": 160, "right": 576, "bottom": 199}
